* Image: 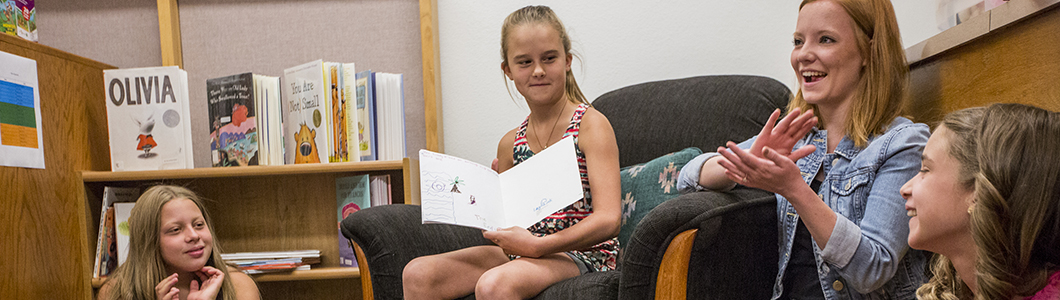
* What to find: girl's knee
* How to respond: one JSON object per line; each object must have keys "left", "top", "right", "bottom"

{"left": 403, "top": 257, "right": 437, "bottom": 287}
{"left": 475, "top": 268, "right": 516, "bottom": 298}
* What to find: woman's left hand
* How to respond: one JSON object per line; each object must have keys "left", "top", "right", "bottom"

{"left": 717, "top": 143, "right": 809, "bottom": 197}
{"left": 483, "top": 226, "right": 543, "bottom": 258}
{"left": 187, "top": 266, "right": 225, "bottom": 300}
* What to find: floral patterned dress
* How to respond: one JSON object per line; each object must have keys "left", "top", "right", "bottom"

{"left": 510, "top": 103, "right": 619, "bottom": 272}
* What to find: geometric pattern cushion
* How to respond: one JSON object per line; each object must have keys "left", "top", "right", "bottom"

{"left": 617, "top": 147, "right": 702, "bottom": 246}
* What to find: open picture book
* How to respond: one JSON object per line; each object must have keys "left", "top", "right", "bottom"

{"left": 419, "top": 136, "right": 583, "bottom": 231}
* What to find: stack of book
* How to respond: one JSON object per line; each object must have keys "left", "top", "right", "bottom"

{"left": 221, "top": 250, "right": 321, "bottom": 274}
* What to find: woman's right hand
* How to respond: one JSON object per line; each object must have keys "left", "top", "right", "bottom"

{"left": 698, "top": 108, "right": 817, "bottom": 190}
{"left": 155, "top": 273, "right": 179, "bottom": 300}
{"left": 748, "top": 108, "right": 817, "bottom": 159}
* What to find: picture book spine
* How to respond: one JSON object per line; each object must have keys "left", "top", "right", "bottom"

{"left": 355, "top": 70, "right": 376, "bottom": 161}
{"left": 324, "top": 63, "right": 348, "bottom": 162}
{"left": 342, "top": 63, "right": 360, "bottom": 162}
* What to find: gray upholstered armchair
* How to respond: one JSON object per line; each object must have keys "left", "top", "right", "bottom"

{"left": 342, "top": 75, "right": 790, "bottom": 299}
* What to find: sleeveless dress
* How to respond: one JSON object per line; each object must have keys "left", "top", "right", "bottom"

{"left": 510, "top": 103, "right": 619, "bottom": 272}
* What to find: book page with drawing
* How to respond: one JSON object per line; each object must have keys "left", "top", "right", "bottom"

{"left": 419, "top": 137, "right": 583, "bottom": 231}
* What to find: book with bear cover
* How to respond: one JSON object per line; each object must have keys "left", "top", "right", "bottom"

{"left": 104, "top": 66, "right": 194, "bottom": 171}
{"left": 283, "top": 60, "right": 331, "bottom": 164}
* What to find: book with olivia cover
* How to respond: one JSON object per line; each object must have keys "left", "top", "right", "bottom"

{"left": 283, "top": 60, "right": 330, "bottom": 164}
{"left": 419, "top": 136, "right": 583, "bottom": 231}
{"left": 335, "top": 175, "right": 370, "bottom": 267}
{"left": 104, "top": 66, "right": 194, "bottom": 171}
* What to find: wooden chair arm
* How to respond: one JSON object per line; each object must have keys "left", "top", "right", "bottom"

{"left": 655, "top": 229, "right": 698, "bottom": 300}
{"left": 350, "top": 240, "right": 374, "bottom": 300}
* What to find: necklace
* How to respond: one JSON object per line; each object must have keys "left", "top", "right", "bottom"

{"left": 533, "top": 106, "right": 566, "bottom": 151}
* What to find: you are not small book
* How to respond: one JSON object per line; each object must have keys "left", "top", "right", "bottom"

{"left": 419, "top": 136, "right": 582, "bottom": 231}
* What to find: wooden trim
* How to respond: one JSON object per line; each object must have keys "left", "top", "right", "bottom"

{"left": 906, "top": 0, "right": 1060, "bottom": 64}
{"left": 156, "top": 0, "right": 183, "bottom": 68}
{"left": 352, "top": 241, "right": 374, "bottom": 300}
{"left": 656, "top": 229, "right": 697, "bottom": 300}
{"left": 82, "top": 160, "right": 405, "bottom": 181}
{"left": 0, "top": 34, "right": 114, "bottom": 70}
{"left": 420, "top": 0, "right": 443, "bottom": 152}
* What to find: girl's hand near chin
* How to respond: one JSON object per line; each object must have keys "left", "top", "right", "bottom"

{"left": 187, "top": 266, "right": 225, "bottom": 300}
{"left": 155, "top": 273, "right": 180, "bottom": 300}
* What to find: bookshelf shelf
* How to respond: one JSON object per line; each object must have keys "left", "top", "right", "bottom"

{"left": 90, "top": 267, "right": 360, "bottom": 288}
{"left": 82, "top": 160, "right": 406, "bottom": 181}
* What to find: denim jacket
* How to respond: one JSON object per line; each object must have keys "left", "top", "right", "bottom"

{"left": 677, "top": 117, "right": 928, "bottom": 300}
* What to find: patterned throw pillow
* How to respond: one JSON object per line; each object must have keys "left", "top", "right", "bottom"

{"left": 617, "top": 147, "right": 703, "bottom": 246}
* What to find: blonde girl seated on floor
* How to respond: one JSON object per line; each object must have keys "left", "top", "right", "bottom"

{"left": 99, "top": 185, "right": 259, "bottom": 300}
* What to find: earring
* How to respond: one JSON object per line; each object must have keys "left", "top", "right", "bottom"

{"left": 967, "top": 205, "right": 974, "bottom": 214}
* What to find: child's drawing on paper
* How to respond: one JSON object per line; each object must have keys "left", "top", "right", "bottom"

{"left": 421, "top": 171, "right": 457, "bottom": 224}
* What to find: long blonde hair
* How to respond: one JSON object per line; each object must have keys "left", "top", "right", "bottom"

{"left": 500, "top": 5, "right": 589, "bottom": 106}
{"left": 102, "top": 185, "right": 237, "bottom": 300}
{"left": 917, "top": 104, "right": 1060, "bottom": 300}
{"left": 788, "top": 0, "right": 908, "bottom": 147}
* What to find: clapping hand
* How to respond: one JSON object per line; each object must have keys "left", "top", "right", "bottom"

{"left": 716, "top": 108, "right": 817, "bottom": 195}
{"left": 747, "top": 108, "right": 817, "bottom": 159}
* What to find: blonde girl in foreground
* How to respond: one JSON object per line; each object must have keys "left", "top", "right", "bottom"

{"left": 99, "top": 185, "right": 259, "bottom": 300}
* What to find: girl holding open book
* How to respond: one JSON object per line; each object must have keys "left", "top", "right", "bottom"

{"left": 401, "top": 5, "right": 622, "bottom": 299}
{"left": 99, "top": 185, "right": 259, "bottom": 300}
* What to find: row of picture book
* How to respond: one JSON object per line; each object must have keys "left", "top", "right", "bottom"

{"left": 91, "top": 174, "right": 390, "bottom": 278}
{"left": 103, "top": 60, "right": 406, "bottom": 172}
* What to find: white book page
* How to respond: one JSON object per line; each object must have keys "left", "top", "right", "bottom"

{"left": 419, "top": 150, "right": 504, "bottom": 230}
{"left": 498, "top": 136, "right": 583, "bottom": 229}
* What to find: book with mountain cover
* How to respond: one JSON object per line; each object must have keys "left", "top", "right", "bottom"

{"left": 103, "top": 66, "right": 194, "bottom": 171}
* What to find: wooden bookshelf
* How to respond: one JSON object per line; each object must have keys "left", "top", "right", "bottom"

{"left": 82, "top": 159, "right": 418, "bottom": 299}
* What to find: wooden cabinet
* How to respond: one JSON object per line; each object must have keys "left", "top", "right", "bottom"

{"left": 82, "top": 159, "right": 419, "bottom": 299}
